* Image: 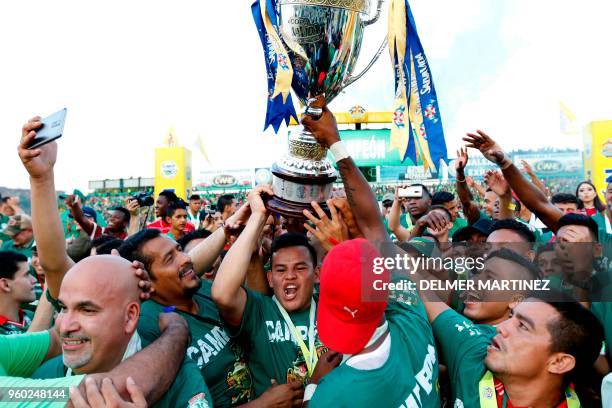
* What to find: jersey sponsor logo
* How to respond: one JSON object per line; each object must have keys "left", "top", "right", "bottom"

{"left": 265, "top": 320, "right": 314, "bottom": 344}
{"left": 186, "top": 326, "right": 231, "bottom": 368}
{"left": 398, "top": 344, "right": 437, "bottom": 408}
{"left": 188, "top": 393, "right": 210, "bottom": 408}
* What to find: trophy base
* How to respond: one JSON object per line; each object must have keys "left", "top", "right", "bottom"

{"left": 265, "top": 196, "right": 331, "bottom": 220}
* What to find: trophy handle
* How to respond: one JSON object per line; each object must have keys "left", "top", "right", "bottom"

{"left": 363, "top": 0, "right": 385, "bottom": 26}
{"left": 342, "top": 36, "right": 388, "bottom": 88}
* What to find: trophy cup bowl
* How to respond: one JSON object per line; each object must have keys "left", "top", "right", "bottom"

{"left": 266, "top": 0, "right": 385, "bottom": 219}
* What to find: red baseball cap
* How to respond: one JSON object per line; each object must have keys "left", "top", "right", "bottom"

{"left": 317, "top": 238, "right": 389, "bottom": 354}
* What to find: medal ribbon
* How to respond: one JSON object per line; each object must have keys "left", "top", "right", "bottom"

{"left": 478, "top": 370, "right": 580, "bottom": 408}
{"left": 273, "top": 296, "right": 318, "bottom": 376}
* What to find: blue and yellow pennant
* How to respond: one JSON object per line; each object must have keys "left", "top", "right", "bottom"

{"left": 252, "top": 0, "right": 298, "bottom": 132}
{"left": 388, "top": 0, "right": 447, "bottom": 171}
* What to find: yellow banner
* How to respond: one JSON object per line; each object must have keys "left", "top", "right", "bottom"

{"left": 154, "top": 147, "right": 192, "bottom": 200}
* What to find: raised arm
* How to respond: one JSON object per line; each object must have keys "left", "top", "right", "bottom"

{"left": 65, "top": 195, "right": 95, "bottom": 236}
{"left": 463, "top": 130, "right": 563, "bottom": 231}
{"left": 18, "top": 117, "right": 74, "bottom": 299}
{"left": 484, "top": 170, "right": 513, "bottom": 220}
{"left": 302, "top": 100, "right": 388, "bottom": 243}
{"left": 211, "top": 186, "right": 272, "bottom": 326}
{"left": 521, "top": 159, "right": 549, "bottom": 197}
{"left": 188, "top": 202, "right": 251, "bottom": 276}
{"left": 387, "top": 189, "right": 412, "bottom": 242}
{"left": 454, "top": 148, "right": 481, "bottom": 224}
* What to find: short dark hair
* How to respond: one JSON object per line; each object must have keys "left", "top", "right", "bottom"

{"left": 166, "top": 201, "right": 187, "bottom": 219}
{"left": 428, "top": 205, "right": 452, "bottom": 221}
{"left": 535, "top": 242, "right": 555, "bottom": 260}
{"left": 0, "top": 251, "right": 28, "bottom": 280}
{"left": 159, "top": 190, "right": 179, "bottom": 204}
{"left": 111, "top": 206, "right": 131, "bottom": 223}
{"left": 527, "top": 290, "right": 603, "bottom": 398}
{"left": 92, "top": 236, "right": 123, "bottom": 255}
{"left": 216, "top": 194, "right": 235, "bottom": 213}
{"left": 271, "top": 233, "right": 317, "bottom": 267}
{"left": 431, "top": 191, "right": 455, "bottom": 205}
{"left": 489, "top": 219, "right": 536, "bottom": 243}
{"left": 178, "top": 229, "right": 212, "bottom": 250}
{"left": 118, "top": 229, "right": 162, "bottom": 278}
{"left": 409, "top": 184, "right": 431, "bottom": 199}
{"left": 551, "top": 193, "right": 579, "bottom": 206}
{"left": 189, "top": 194, "right": 201, "bottom": 201}
{"left": 556, "top": 213, "right": 599, "bottom": 242}
{"left": 487, "top": 248, "right": 542, "bottom": 280}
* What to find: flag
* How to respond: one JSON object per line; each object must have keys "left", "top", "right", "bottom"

{"left": 388, "top": 0, "right": 448, "bottom": 171}
{"left": 560, "top": 102, "right": 578, "bottom": 135}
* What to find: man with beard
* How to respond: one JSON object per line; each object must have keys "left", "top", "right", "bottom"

{"left": 121, "top": 210, "right": 302, "bottom": 407}
{"left": 212, "top": 185, "right": 320, "bottom": 401}
{"left": 33, "top": 256, "right": 212, "bottom": 407}
{"left": 301, "top": 101, "right": 604, "bottom": 407}
{"left": 18, "top": 115, "right": 210, "bottom": 406}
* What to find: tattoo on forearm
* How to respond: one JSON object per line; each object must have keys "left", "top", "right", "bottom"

{"left": 337, "top": 160, "right": 357, "bottom": 207}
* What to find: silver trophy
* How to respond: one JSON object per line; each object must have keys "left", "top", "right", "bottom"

{"left": 266, "top": 0, "right": 387, "bottom": 218}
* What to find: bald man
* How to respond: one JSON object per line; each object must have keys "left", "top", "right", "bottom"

{"left": 32, "top": 256, "right": 212, "bottom": 407}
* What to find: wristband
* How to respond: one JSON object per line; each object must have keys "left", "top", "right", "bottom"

{"left": 304, "top": 383, "right": 318, "bottom": 402}
{"left": 507, "top": 203, "right": 516, "bottom": 211}
{"left": 456, "top": 176, "right": 466, "bottom": 183}
{"left": 329, "top": 141, "right": 350, "bottom": 163}
{"left": 327, "top": 237, "right": 340, "bottom": 246}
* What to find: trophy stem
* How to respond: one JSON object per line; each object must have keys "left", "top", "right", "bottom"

{"left": 266, "top": 126, "right": 337, "bottom": 219}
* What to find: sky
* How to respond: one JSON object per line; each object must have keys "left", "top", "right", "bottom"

{"left": 1, "top": 0, "right": 611, "bottom": 191}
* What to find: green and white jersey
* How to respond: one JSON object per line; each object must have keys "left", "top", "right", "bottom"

{"left": 32, "top": 339, "right": 212, "bottom": 408}
{"left": 309, "top": 300, "right": 441, "bottom": 408}
{"left": 139, "top": 280, "right": 251, "bottom": 407}
{"left": 0, "top": 309, "right": 33, "bottom": 335}
{"left": 431, "top": 308, "right": 497, "bottom": 407}
{"left": 229, "top": 289, "right": 326, "bottom": 398}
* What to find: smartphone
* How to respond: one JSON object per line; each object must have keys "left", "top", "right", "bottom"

{"left": 398, "top": 185, "right": 423, "bottom": 199}
{"left": 28, "top": 108, "right": 67, "bottom": 149}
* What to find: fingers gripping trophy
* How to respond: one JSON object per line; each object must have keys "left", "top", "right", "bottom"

{"left": 252, "top": 0, "right": 387, "bottom": 219}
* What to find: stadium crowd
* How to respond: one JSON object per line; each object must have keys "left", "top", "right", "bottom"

{"left": 1, "top": 105, "right": 612, "bottom": 407}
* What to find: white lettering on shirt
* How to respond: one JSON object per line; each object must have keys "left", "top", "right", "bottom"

{"left": 399, "top": 344, "right": 437, "bottom": 408}
{"left": 186, "top": 326, "right": 230, "bottom": 368}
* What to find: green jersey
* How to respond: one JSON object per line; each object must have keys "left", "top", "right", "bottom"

{"left": 229, "top": 289, "right": 327, "bottom": 397}
{"left": 32, "top": 341, "right": 212, "bottom": 408}
{"left": 309, "top": 300, "right": 441, "bottom": 408}
{"left": 431, "top": 308, "right": 497, "bottom": 407}
{"left": 0, "top": 331, "right": 50, "bottom": 376}
{"left": 592, "top": 302, "right": 612, "bottom": 362}
{"left": 449, "top": 217, "right": 468, "bottom": 238}
{"left": 138, "top": 280, "right": 251, "bottom": 407}
{"left": 0, "top": 214, "right": 10, "bottom": 244}
{"left": 0, "top": 309, "right": 33, "bottom": 335}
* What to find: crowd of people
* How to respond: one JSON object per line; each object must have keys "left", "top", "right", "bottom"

{"left": 1, "top": 106, "right": 612, "bottom": 407}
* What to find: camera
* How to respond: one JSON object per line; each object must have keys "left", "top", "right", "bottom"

{"left": 131, "top": 192, "right": 154, "bottom": 207}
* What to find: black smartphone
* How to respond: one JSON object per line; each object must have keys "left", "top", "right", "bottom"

{"left": 28, "top": 108, "right": 67, "bottom": 149}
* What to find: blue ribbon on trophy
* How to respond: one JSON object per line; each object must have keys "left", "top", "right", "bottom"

{"left": 389, "top": 0, "right": 448, "bottom": 170}
{"left": 251, "top": 0, "right": 298, "bottom": 132}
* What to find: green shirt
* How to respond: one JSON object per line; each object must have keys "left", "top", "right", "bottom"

{"left": 1, "top": 239, "right": 35, "bottom": 260}
{"left": 0, "top": 309, "right": 34, "bottom": 335}
{"left": 309, "top": 300, "right": 441, "bottom": 408}
{"left": 138, "top": 281, "right": 251, "bottom": 407}
{"left": 230, "top": 289, "right": 326, "bottom": 397}
{"left": 431, "top": 308, "right": 497, "bottom": 407}
{"left": 592, "top": 302, "right": 612, "bottom": 362}
{"left": 0, "top": 331, "right": 50, "bottom": 376}
{"left": 448, "top": 217, "right": 468, "bottom": 238}
{"left": 0, "top": 214, "right": 10, "bottom": 244}
{"left": 32, "top": 339, "right": 211, "bottom": 408}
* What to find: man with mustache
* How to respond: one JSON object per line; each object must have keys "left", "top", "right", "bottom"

{"left": 18, "top": 116, "right": 211, "bottom": 407}
{"left": 121, "top": 212, "right": 302, "bottom": 406}
{"left": 301, "top": 101, "right": 604, "bottom": 407}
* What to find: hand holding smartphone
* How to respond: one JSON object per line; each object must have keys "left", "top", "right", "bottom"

{"left": 397, "top": 185, "right": 423, "bottom": 199}
{"left": 27, "top": 108, "right": 67, "bottom": 149}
